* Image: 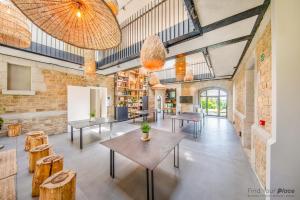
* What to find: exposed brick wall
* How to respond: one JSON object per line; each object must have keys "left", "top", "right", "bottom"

{"left": 234, "top": 67, "right": 245, "bottom": 114}
{"left": 254, "top": 135, "right": 266, "bottom": 188}
{"left": 0, "top": 57, "right": 114, "bottom": 135}
{"left": 0, "top": 69, "right": 114, "bottom": 115}
{"left": 233, "top": 20, "right": 271, "bottom": 188}
{"left": 256, "top": 23, "right": 272, "bottom": 134}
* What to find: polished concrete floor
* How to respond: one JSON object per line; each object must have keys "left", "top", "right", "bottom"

{"left": 0, "top": 116, "right": 264, "bottom": 200}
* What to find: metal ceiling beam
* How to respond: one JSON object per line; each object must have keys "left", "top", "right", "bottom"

{"left": 231, "top": 0, "right": 270, "bottom": 79}
{"left": 98, "top": 3, "right": 268, "bottom": 71}
{"left": 183, "top": 0, "right": 203, "bottom": 35}
{"left": 203, "top": 48, "right": 215, "bottom": 78}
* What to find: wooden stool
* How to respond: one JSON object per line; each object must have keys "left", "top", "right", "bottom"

{"left": 7, "top": 123, "right": 21, "bottom": 137}
{"left": 29, "top": 144, "right": 52, "bottom": 173}
{"left": 24, "top": 131, "right": 48, "bottom": 151}
{"left": 32, "top": 154, "right": 64, "bottom": 197}
{"left": 40, "top": 170, "right": 76, "bottom": 200}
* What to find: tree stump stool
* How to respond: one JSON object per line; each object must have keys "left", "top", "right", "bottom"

{"left": 7, "top": 123, "right": 22, "bottom": 137}
{"left": 32, "top": 154, "right": 64, "bottom": 197}
{"left": 29, "top": 144, "right": 51, "bottom": 173}
{"left": 40, "top": 170, "right": 76, "bottom": 200}
{"left": 24, "top": 131, "right": 45, "bottom": 151}
{"left": 24, "top": 131, "right": 47, "bottom": 151}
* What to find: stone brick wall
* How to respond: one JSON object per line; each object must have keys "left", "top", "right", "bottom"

{"left": 256, "top": 23, "right": 272, "bottom": 134}
{"left": 233, "top": 17, "right": 271, "bottom": 188}
{"left": 234, "top": 68, "right": 246, "bottom": 114}
{"left": 252, "top": 126, "right": 268, "bottom": 189}
{"left": 0, "top": 54, "right": 114, "bottom": 135}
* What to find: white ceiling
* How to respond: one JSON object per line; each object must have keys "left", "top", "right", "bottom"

{"left": 100, "top": 0, "right": 267, "bottom": 78}
{"left": 210, "top": 41, "right": 247, "bottom": 77}
{"left": 116, "top": 0, "right": 149, "bottom": 24}
{"left": 195, "top": 0, "right": 264, "bottom": 26}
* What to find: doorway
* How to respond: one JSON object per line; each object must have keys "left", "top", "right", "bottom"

{"left": 199, "top": 88, "right": 228, "bottom": 117}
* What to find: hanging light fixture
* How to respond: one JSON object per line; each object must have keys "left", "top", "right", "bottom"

{"left": 10, "top": 0, "right": 121, "bottom": 50}
{"left": 149, "top": 73, "right": 160, "bottom": 86}
{"left": 0, "top": 0, "right": 31, "bottom": 48}
{"left": 184, "top": 69, "right": 194, "bottom": 82}
{"left": 84, "top": 50, "right": 96, "bottom": 77}
{"left": 140, "top": 35, "right": 166, "bottom": 71}
{"left": 151, "top": 83, "right": 166, "bottom": 90}
{"left": 105, "top": 0, "right": 119, "bottom": 15}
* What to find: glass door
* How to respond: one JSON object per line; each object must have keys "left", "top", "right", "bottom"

{"left": 207, "top": 97, "right": 219, "bottom": 116}
{"left": 199, "top": 88, "right": 228, "bottom": 117}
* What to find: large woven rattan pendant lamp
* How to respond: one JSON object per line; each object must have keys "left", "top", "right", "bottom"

{"left": 0, "top": 0, "right": 31, "bottom": 48}
{"left": 140, "top": 35, "right": 166, "bottom": 71}
{"left": 11, "top": 0, "right": 121, "bottom": 50}
{"left": 105, "top": 0, "right": 119, "bottom": 15}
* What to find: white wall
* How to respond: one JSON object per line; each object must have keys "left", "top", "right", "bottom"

{"left": 67, "top": 86, "right": 90, "bottom": 122}
{"left": 268, "top": 0, "right": 300, "bottom": 199}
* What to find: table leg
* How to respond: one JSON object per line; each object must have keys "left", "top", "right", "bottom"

{"left": 193, "top": 122, "right": 196, "bottom": 138}
{"left": 146, "top": 169, "right": 149, "bottom": 200}
{"left": 110, "top": 122, "right": 113, "bottom": 131}
{"left": 71, "top": 126, "right": 73, "bottom": 142}
{"left": 110, "top": 149, "right": 115, "bottom": 178}
{"left": 99, "top": 124, "right": 101, "bottom": 134}
{"left": 80, "top": 128, "right": 83, "bottom": 149}
{"left": 174, "top": 144, "right": 179, "bottom": 168}
{"left": 151, "top": 170, "right": 154, "bottom": 200}
{"left": 163, "top": 110, "right": 165, "bottom": 119}
{"left": 146, "top": 168, "right": 154, "bottom": 200}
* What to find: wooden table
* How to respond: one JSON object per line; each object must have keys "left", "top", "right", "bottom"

{"left": 0, "top": 149, "right": 17, "bottom": 200}
{"left": 132, "top": 110, "right": 149, "bottom": 122}
{"left": 100, "top": 129, "right": 185, "bottom": 200}
{"left": 162, "top": 107, "right": 176, "bottom": 119}
{"left": 171, "top": 112, "right": 203, "bottom": 138}
{"left": 68, "top": 117, "right": 116, "bottom": 149}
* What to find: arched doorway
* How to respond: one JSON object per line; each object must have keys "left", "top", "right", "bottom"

{"left": 199, "top": 88, "right": 228, "bottom": 117}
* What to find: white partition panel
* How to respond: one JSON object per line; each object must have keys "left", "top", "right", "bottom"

{"left": 67, "top": 86, "right": 90, "bottom": 123}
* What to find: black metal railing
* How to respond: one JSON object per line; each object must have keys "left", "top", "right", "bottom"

{"left": 2, "top": 18, "right": 84, "bottom": 65}
{"left": 152, "top": 62, "right": 213, "bottom": 83}
{"left": 96, "top": 0, "right": 196, "bottom": 69}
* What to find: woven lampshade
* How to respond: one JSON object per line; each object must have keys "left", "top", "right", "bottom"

{"left": 184, "top": 70, "right": 193, "bottom": 81}
{"left": 84, "top": 50, "right": 96, "bottom": 77}
{"left": 140, "top": 35, "right": 166, "bottom": 71}
{"left": 11, "top": 0, "right": 121, "bottom": 50}
{"left": 151, "top": 83, "right": 166, "bottom": 90}
{"left": 105, "top": 0, "right": 119, "bottom": 15}
{"left": 175, "top": 54, "right": 186, "bottom": 81}
{"left": 149, "top": 74, "right": 160, "bottom": 86}
{"left": 0, "top": 0, "right": 31, "bottom": 48}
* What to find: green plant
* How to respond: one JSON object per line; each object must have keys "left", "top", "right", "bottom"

{"left": 0, "top": 117, "right": 3, "bottom": 126}
{"left": 141, "top": 122, "right": 151, "bottom": 133}
{"left": 90, "top": 111, "right": 96, "bottom": 118}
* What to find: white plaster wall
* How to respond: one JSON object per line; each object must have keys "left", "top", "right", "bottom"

{"left": 268, "top": 1, "right": 300, "bottom": 199}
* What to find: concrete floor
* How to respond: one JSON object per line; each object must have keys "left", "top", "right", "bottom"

{"left": 0, "top": 116, "right": 264, "bottom": 200}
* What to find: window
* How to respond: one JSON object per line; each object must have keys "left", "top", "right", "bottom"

{"left": 199, "top": 88, "right": 228, "bottom": 117}
{"left": 7, "top": 63, "right": 31, "bottom": 91}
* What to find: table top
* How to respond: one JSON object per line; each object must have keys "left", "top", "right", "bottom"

{"left": 0, "top": 149, "right": 17, "bottom": 180}
{"left": 100, "top": 128, "right": 185, "bottom": 170}
{"left": 171, "top": 112, "right": 202, "bottom": 122}
{"left": 68, "top": 117, "right": 116, "bottom": 129}
{"left": 134, "top": 110, "right": 149, "bottom": 115}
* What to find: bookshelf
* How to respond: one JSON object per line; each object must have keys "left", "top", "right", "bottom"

{"left": 115, "top": 69, "right": 149, "bottom": 121}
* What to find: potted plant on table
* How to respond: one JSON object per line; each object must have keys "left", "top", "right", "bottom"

{"left": 141, "top": 122, "right": 151, "bottom": 141}
{"left": 0, "top": 117, "right": 3, "bottom": 130}
{"left": 90, "top": 111, "right": 96, "bottom": 121}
